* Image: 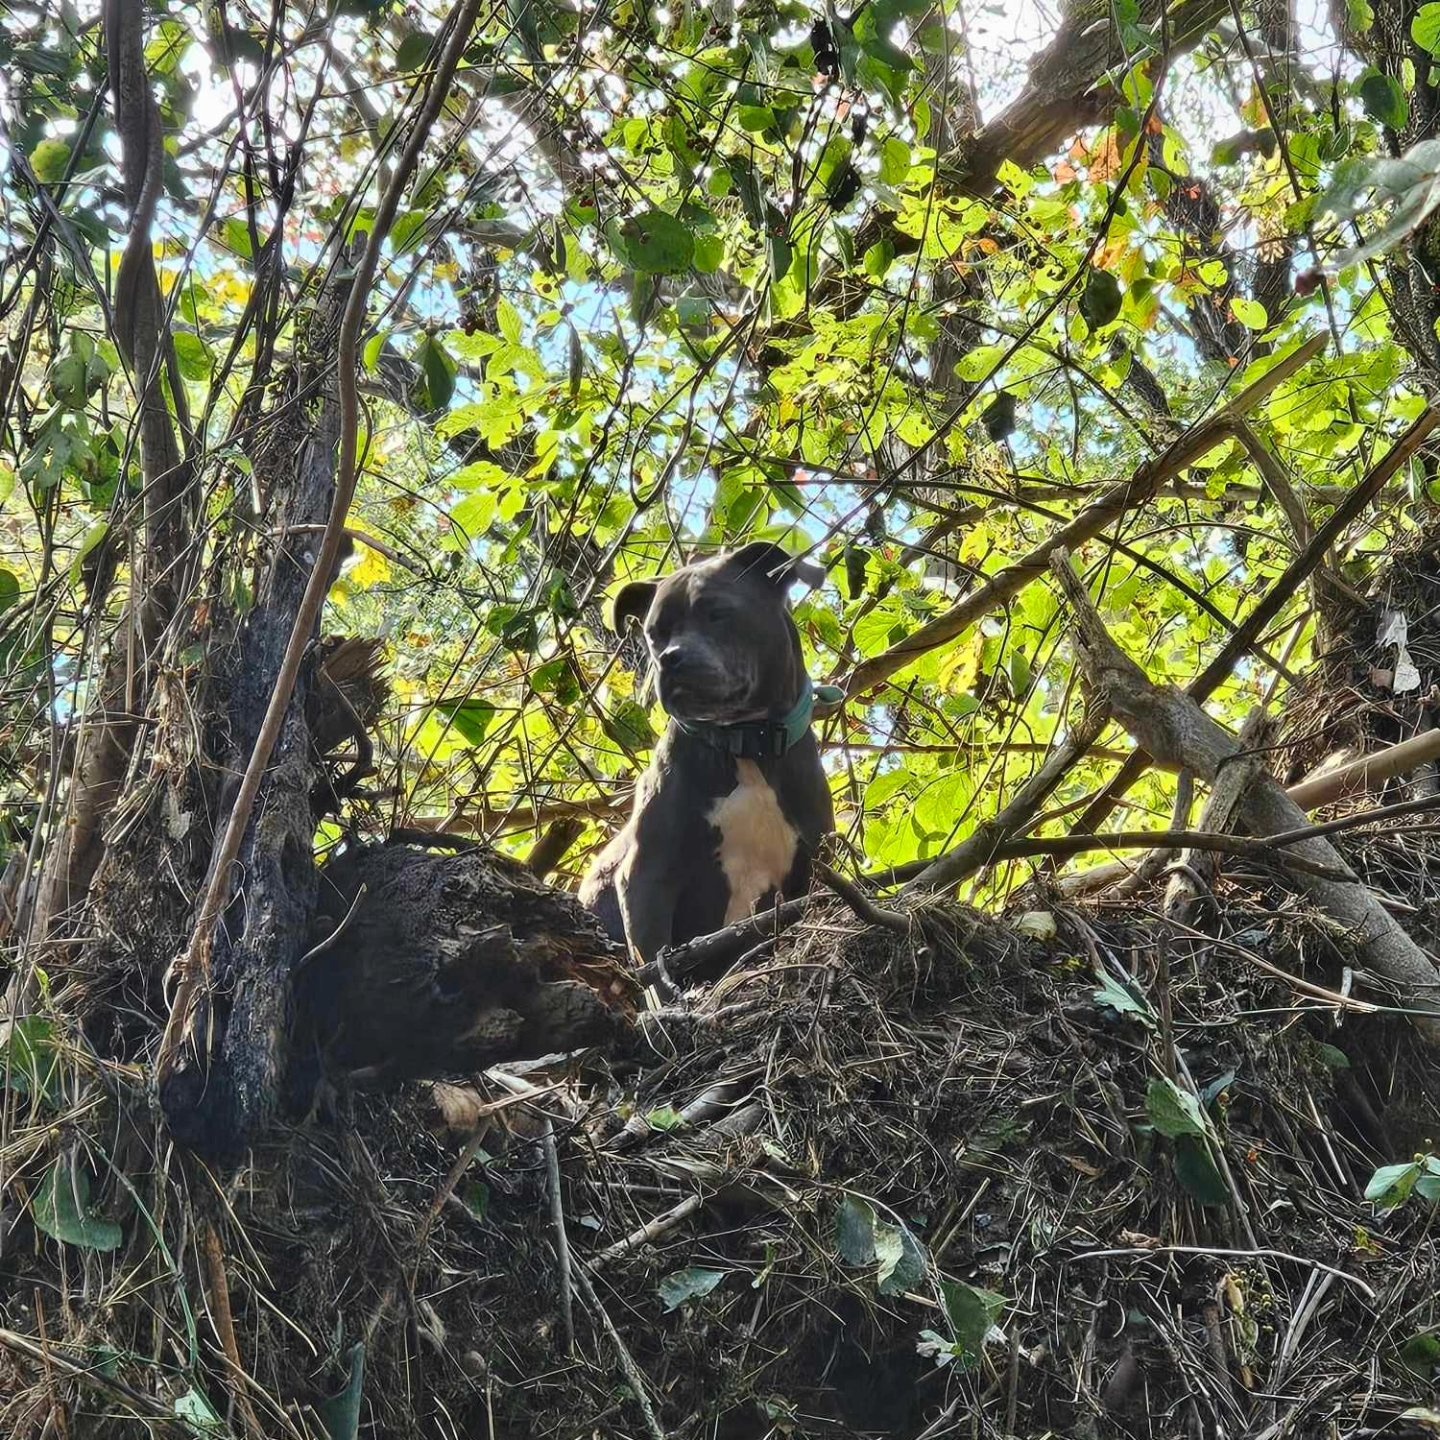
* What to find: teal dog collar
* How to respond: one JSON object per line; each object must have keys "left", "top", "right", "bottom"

{"left": 671, "top": 678, "right": 844, "bottom": 760}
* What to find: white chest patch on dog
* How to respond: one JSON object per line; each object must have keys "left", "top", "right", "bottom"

{"left": 709, "top": 759, "right": 799, "bottom": 925}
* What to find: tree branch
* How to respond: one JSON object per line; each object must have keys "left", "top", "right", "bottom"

{"left": 1069, "top": 402, "right": 1440, "bottom": 837}
{"left": 835, "top": 333, "right": 1328, "bottom": 703}
{"left": 1051, "top": 547, "right": 1440, "bottom": 1041}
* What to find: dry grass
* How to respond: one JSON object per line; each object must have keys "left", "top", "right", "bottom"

{"left": 4, "top": 851, "right": 1440, "bottom": 1438}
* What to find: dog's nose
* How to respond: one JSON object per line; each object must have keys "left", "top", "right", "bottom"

{"left": 657, "top": 644, "right": 686, "bottom": 674}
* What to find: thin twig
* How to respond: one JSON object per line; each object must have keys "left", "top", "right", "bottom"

{"left": 812, "top": 860, "right": 908, "bottom": 931}
{"left": 199, "top": 1220, "right": 266, "bottom": 1440}
{"left": 593, "top": 1194, "right": 705, "bottom": 1265}
{"left": 1069, "top": 1247, "right": 1375, "bottom": 1301}
{"left": 572, "top": 1262, "right": 669, "bottom": 1440}
{"left": 542, "top": 1120, "right": 575, "bottom": 1356}
{"left": 294, "top": 882, "right": 367, "bottom": 968}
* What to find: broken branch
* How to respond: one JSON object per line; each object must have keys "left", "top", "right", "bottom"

{"left": 1051, "top": 547, "right": 1440, "bottom": 1041}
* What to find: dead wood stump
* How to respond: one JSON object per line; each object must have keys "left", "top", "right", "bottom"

{"left": 291, "top": 843, "right": 636, "bottom": 1090}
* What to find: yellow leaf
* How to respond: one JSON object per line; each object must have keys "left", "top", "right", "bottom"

{"left": 348, "top": 541, "right": 391, "bottom": 589}
{"left": 959, "top": 523, "right": 991, "bottom": 567}
{"left": 937, "top": 632, "right": 985, "bottom": 694}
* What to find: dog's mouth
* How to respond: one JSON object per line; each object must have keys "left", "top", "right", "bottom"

{"left": 656, "top": 671, "right": 754, "bottom": 724}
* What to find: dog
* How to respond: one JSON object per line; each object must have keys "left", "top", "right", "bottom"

{"left": 579, "top": 542, "right": 835, "bottom": 972}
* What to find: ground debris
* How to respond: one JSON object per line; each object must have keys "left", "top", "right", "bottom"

{"left": 4, "top": 874, "right": 1439, "bottom": 1440}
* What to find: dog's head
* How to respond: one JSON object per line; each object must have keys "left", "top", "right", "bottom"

{"left": 610, "top": 542, "right": 825, "bottom": 723}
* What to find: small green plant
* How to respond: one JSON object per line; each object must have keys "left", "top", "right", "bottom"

{"left": 1365, "top": 1154, "right": 1440, "bottom": 1210}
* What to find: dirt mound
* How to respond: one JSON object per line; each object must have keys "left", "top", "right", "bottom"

{"left": 4, "top": 870, "right": 1440, "bottom": 1439}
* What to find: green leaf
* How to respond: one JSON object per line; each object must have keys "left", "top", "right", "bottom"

{"left": 396, "top": 28, "right": 433, "bottom": 70}
{"left": 1360, "top": 71, "right": 1408, "bottom": 131}
{"left": 613, "top": 210, "right": 695, "bottom": 275}
{"left": 172, "top": 332, "right": 214, "bottom": 382}
{"left": 875, "top": 1222, "right": 928, "bottom": 1296}
{"left": 874, "top": 1222, "right": 904, "bottom": 1286}
{"left": 496, "top": 298, "right": 523, "bottom": 346}
{"left": 31, "top": 1158, "right": 123, "bottom": 1251}
{"left": 29, "top": 137, "right": 71, "bottom": 184}
{"left": 451, "top": 460, "right": 513, "bottom": 492}
{"left": 49, "top": 351, "right": 90, "bottom": 406}
{"left": 1092, "top": 971, "right": 1154, "bottom": 1027}
{"left": 390, "top": 210, "right": 430, "bottom": 256}
{"left": 939, "top": 1280, "right": 1006, "bottom": 1363}
{"left": 768, "top": 232, "right": 794, "bottom": 286}
{"left": 0, "top": 567, "right": 21, "bottom": 615}
{"left": 498, "top": 610, "right": 540, "bottom": 653}
{"left": 1399, "top": 1331, "right": 1440, "bottom": 1376}
{"left": 413, "top": 335, "right": 456, "bottom": 411}
{"left": 726, "top": 157, "right": 767, "bottom": 229}
{"left": 173, "top": 1386, "right": 226, "bottom": 1436}
{"left": 659, "top": 1267, "right": 727, "bottom": 1311}
{"left": 220, "top": 216, "right": 255, "bottom": 261}
{"left": 1146, "top": 1078, "right": 1209, "bottom": 1138}
{"left": 864, "top": 238, "right": 895, "bottom": 280}
{"left": 1, "top": 1016, "right": 60, "bottom": 1103}
{"left": 145, "top": 19, "right": 192, "bottom": 76}
{"left": 1080, "top": 269, "right": 1123, "bottom": 330}
{"left": 1230, "top": 297, "right": 1267, "bottom": 331}
{"left": 603, "top": 698, "right": 656, "bottom": 753}
{"left": 1416, "top": 2, "right": 1440, "bottom": 49}
{"left": 436, "top": 698, "right": 496, "bottom": 745}
{"left": 451, "top": 490, "right": 496, "bottom": 538}
{"left": 1173, "top": 1136, "right": 1229, "bottom": 1207}
{"left": 955, "top": 344, "right": 1005, "bottom": 384}
{"left": 645, "top": 1105, "right": 684, "bottom": 1131}
{"left": 692, "top": 232, "right": 724, "bottom": 273}
{"left": 1317, "top": 139, "right": 1440, "bottom": 275}
{"left": 1316, "top": 1043, "right": 1351, "bottom": 1069}
{"left": 836, "top": 1194, "right": 877, "bottom": 1265}
{"left": 362, "top": 331, "right": 388, "bottom": 373}
{"left": 880, "top": 136, "right": 911, "bottom": 186}
{"left": 318, "top": 1343, "right": 365, "bottom": 1440}
{"left": 1366, "top": 1159, "right": 1422, "bottom": 1207}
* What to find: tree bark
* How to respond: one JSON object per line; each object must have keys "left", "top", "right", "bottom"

{"left": 28, "top": 0, "right": 191, "bottom": 944}
{"left": 292, "top": 843, "right": 634, "bottom": 1096}
{"left": 155, "top": 280, "right": 350, "bottom": 1157}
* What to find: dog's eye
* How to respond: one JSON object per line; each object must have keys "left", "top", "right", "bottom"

{"left": 699, "top": 599, "right": 730, "bottom": 623}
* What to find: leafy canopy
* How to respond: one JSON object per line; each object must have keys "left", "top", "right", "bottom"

{"left": 0, "top": 0, "right": 1434, "bottom": 890}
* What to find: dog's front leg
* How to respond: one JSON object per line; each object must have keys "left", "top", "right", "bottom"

{"left": 617, "top": 852, "right": 678, "bottom": 967}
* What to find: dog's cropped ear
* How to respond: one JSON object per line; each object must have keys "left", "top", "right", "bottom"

{"left": 610, "top": 581, "right": 657, "bottom": 635}
{"left": 726, "top": 541, "right": 826, "bottom": 592}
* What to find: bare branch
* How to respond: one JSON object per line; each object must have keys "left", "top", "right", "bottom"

{"left": 1051, "top": 547, "right": 1440, "bottom": 1041}
{"left": 837, "top": 333, "right": 1328, "bottom": 702}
